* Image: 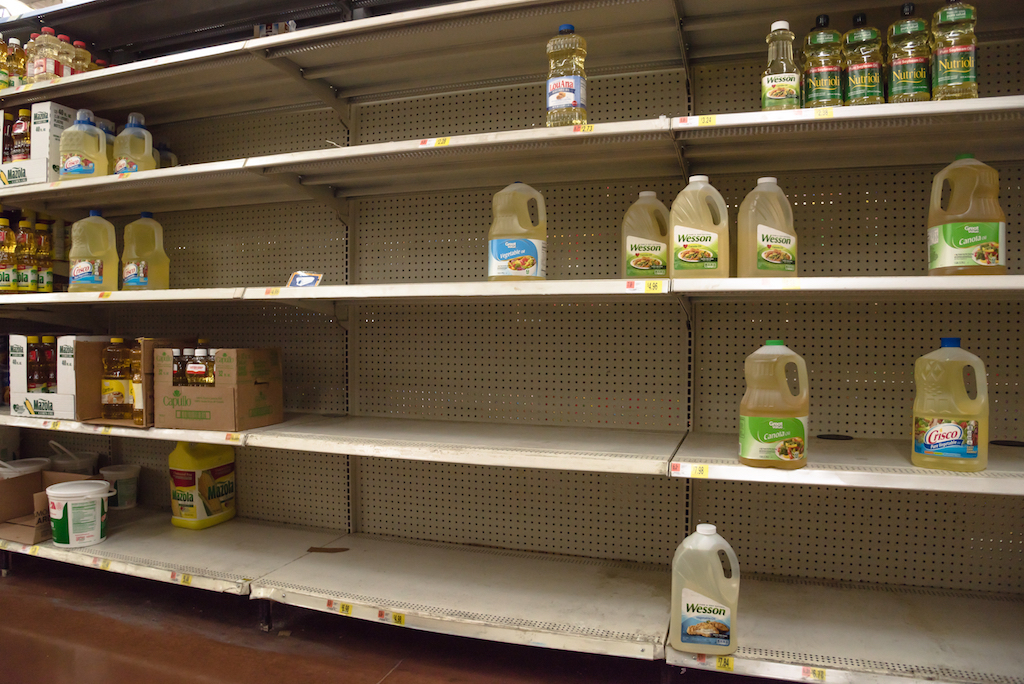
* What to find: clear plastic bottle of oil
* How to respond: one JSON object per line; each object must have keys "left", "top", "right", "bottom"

{"left": 802, "top": 15, "right": 843, "bottom": 108}
{"left": 69, "top": 210, "right": 119, "bottom": 292}
{"left": 932, "top": 0, "right": 977, "bottom": 100}
{"left": 927, "top": 154, "right": 1006, "bottom": 275}
{"left": 737, "top": 177, "right": 797, "bottom": 277}
{"left": 122, "top": 212, "right": 170, "bottom": 289}
{"left": 130, "top": 344, "right": 144, "bottom": 425}
{"left": 843, "top": 14, "right": 884, "bottom": 105}
{"left": 101, "top": 337, "right": 132, "bottom": 420}
{"left": 487, "top": 182, "right": 547, "bottom": 280}
{"left": 59, "top": 109, "right": 108, "bottom": 179}
{"left": 739, "top": 340, "right": 809, "bottom": 469}
{"left": 34, "top": 222, "right": 52, "bottom": 293}
{"left": 545, "top": 25, "right": 587, "bottom": 127}
{"left": 670, "top": 176, "right": 730, "bottom": 278}
{"left": 32, "top": 27, "right": 60, "bottom": 83}
{"left": 669, "top": 524, "right": 739, "bottom": 655}
{"left": 888, "top": 3, "right": 931, "bottom": 103}
{"left": 761, "top": 21, "right": 800, "bottom": 110}
{"left": 113, "top": 112, "right": 157, "bottom": 174}
{"left": 621, "top": 191, "right": 669, "bottom": 278}
{"left": 913, "top": 338, "right": 988, "bottom": 472}
{"left": 6, "top": 38, "right": 25, "bottom": 88}
{"left": 0, "top": 218, "right": 16, "bottom": 294}
{"left": 15, "top": 219, "right": 37, "bottom": 293}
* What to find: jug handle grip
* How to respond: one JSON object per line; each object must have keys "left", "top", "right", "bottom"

{"left": 718, "top": 542, "right": 740, "bottom": 585}
{"left": 526, "top": 187, "right": 546, "bottom": 228}
{"left": 776, "top": 355, "right": 809, "bottom": 407}
{"left": 930, "top": 167, "right": 949, "bottom": 213}
{"left": 698, "top": 186, "right": 727, "bottom": 228}
{"left": 960, "top": 359, "right": 988, "bottom": 412}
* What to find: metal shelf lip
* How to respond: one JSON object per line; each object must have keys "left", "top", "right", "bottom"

{"left": 250, "top": 533, "right": 670, "bottom": 660}
{"left": 0, "top": 511, "right": 344, "bottom": 596}
{"left": 0, "top": 288, "right": 245, "bottom": 305}
{"left": 671, "top": 275, "right": 1024, "bottom": 300}
{"left": 669, "top": 433, "right": 1024, "bottom": 496}
{"left": 0, "top": 414, "right": 249, "bottom": 447}
{"left": 242, "top": 279, "right": 672, "bottom": 301}
{"left": 664, "top": 577, "right": 1024, "bottom": 684}
{"left": 245, "top": 415, "right": 686, "bottom": 475}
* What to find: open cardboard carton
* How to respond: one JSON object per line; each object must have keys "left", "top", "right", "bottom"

{"left": 154, "top": 348, "right": 284, "bottom": 431}
{"left": 0, "top": 470, "right": 100, "bottom": 544}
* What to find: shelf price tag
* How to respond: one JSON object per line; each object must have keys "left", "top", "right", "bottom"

{"left": 418, "top": 137, "right": 451, "bottom": 147}
{"left": 698, "top": 115, "right": 717, "bottom": 126}
{"left": 573, "top": 125, "right": 594, "bottom": 133}
{"left": 645, "top": 280, "right": 665, "bottom": 294}
{"left": 327, "top": 600, "right": 352, "bottom": 615}
{"left": 377, "top": 609, "right": 406, "bottom": 625}
{"left": 265, "top": 287, "right": 281, "bottom": 296}
{"left": 224, "top": 433, "right": 242, "bottom": 443}
{"left": 715, "top": 655, "right": 734, "bottom": 671}
{"left": 690, "top": 463, "right": 710, "bottom": 478}
{"left": 28, "top": 546, "right": 39, "bottom": 556}
{"left": 803, "top": 666, "right": 826, "bottom": 681}
{"left": 97, "top": 292, "right": 112, "bottom": 299}
{"left": 48, "top": 421, "right": 62, "bottom": 430}
{"left": 170, "top": 571, "right": 192, "bottom": 585}
{"left": 100, "top": 426, "right": 113, "bottom": 435}
{"left": 813, "top": 108, "right": 835, "bottom": 119}
{"left": 91, "top": 557, "right": 111, "bottom": 570}
{"left": 0, "top": 540, "right": 9, "bottom": 550}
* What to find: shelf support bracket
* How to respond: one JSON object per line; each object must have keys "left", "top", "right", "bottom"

{"left": 255, "top": 52, "right": 352, "bottom": 131}
{"left": 256, "top": 171, "right": 351, "bottom": 227}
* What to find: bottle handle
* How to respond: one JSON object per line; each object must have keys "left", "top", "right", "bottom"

{"left": 524, "top": 186, "right": 546, "bottom": 228}
{"left": 930, "top": 167, "right": 950, "bottom": 213}
{"left": 716, "top": 540, "right": 740, "bottom": 596}
{"left": 698, "top": 186, "right": 728, "bottom": 229}
{"left": 653, "top": 202, "right": 670, "bottom": 238}
{"left": 958, "top": 359, "right": 988, "bottom": 412}
{"left": 96, "top": 126, "right": 106, "bottom": 155}
{"left": 776, "top": 355, "right": 809, "bottom": 408}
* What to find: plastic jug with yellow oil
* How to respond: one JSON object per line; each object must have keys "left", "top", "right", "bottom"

{"left": 487, "top": 182, "right": 547, "bottom": 281}
{"left": 669, "top": 524, "right": 740, "bottom": 655}
{"left": 739, "top": 340, "right": 809, "bottom": 469}
{"left": 168, "top": 442, "right": 236, "bottom": 529}
{"left": 927, "top": 154, "right": 1006, "bottom": 275}
{"left": 670, "top": 175, "right": 730, "bottom": 278}
{"left": 621, "top": 191, "right": 669, "bottom": 278}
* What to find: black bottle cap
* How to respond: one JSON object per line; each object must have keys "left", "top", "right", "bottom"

{"left": 901, "top": 3, "right": 915, "bottom": 16}
{"left": 853, "top": 13, "right": 867, "bottom": 27}
{"left": 815, "top": 14, "right": 829, "bottom": 29}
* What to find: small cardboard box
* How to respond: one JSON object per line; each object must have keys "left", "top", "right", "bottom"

{"left": 0, "top": 470, "right": 97, "bottom": 544}
{"left": 0, "top": 101, "right": 76, "bottom": 187}
{"left": 154, "top": 348, "right": 284, "bottom": 431}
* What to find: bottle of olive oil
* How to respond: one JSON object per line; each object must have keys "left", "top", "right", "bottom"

{"left": 843, "top": 13, "right": 884, "bottom": 106}
{"left": 932, "top": 0, "right": 978, "bottom": 100}
{"left": 888, "top": 3, "right": 931, "bottom": 102}
{"left": 761, "top": 21, "right": 800, "bottom": 111}
{"left": 802, "top": 14, "right": 843, "bottom": 108}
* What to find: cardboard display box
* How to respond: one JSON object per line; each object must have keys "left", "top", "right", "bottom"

{"left": 154, "top": 348, "right": 284, "bottom": 431}
{"left": 0, "top": 101, "right": 76, "bottom": 187}
{"left": 0, "top": 470, "right": 98, "bottom": 544}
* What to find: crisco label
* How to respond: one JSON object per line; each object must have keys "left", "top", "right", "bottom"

{"left": 70, "top": 259, "right": 104, "bottom": 284}
{"left": 805, "top": 66, "right": 841, "bottom": 104}
{"left": 678, "top": 589, "right": 731, "bottom": 646}
{"left": 809, "top": 30, "right": 840, "bottom": 45}
{"left": 928, "top": 222, "right": 1005, "bottom": 269}
{"left": 673, "top": 226, "right": 718, "bottom": 271}
{"left": 170, "top": 464, "right": 235, "bottom": 521}
{"left": 61, "top": 154, "right": 97, "bottom": 175}
{"left": 890, "top": 57, "right": 929, "bottom": 97}
{"left": 893, "top": 19, "right": 927, "bottom": 37}
{"left": 847, "top": 62, "right": 882, "bottom": 100}
{"left": 845, "top": 28, "right": 879, "bottom": 45}
{"left": 762, "top": 73, "right": 799, "bottom": 109}
{"left": 122, "top": 260, "right": 148, "bottom": 287}
{"left": 113, "top": 158, "right": 140, "bottom": 174}
{"left": 624, "top": 235, "right": 667, "bottom": 277}
{"left": 488, "top": 238, "right": 546, "bottom": 278}
{"left": 756, "top": 225, "right": 796, "bottom": 271}
{"left": 938, "top": 6, "right": 975, "bottom": 23}
{"left": 547, "top": 76, "right": 586, "bottom": 112}
{"left": 934, "top": 45, "right": 976, "bottom": 87}
{"left": 739, "top": 415, "right": 807, "bottom": 461}
{"left": 914, "top": 417, "right": 979, "bottom": 458}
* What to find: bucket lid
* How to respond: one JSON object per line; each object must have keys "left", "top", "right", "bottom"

{"left": 0, "top": 457, "right": 52, "bottom": 476}
{"left": 696, "top": 523, "right": 717, "bottom": 535}
{"left": 46, "top": 480, "right": 111, "bottom": 499}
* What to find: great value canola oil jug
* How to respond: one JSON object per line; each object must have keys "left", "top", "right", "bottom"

{"left": 168, "top": 441, "right": 236, "bottom": 529}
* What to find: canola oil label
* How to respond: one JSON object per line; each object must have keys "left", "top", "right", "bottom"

{"left": 70, "top": 258, "right": 104, "bottom": 284}
{"left": 170, "top": 464, "right": 235, "bottom": 521}
{"left": 61, "top": 153, "right": 98, "bottom": 176}
{"left": 928, "top": 222, "right": 1004, "bottom": 269}
{"left": 624, "top": 235, "right": 667, "bottom": 277}
{"left": 16, "top": 265, "right": 37, "bottom": 291}
{"left": 547, "top": 76, "right": 586, "bottom": 111}
{"left": 36, "top": 266, "right": 53, "bottom": 292}
{"left": 914, "top": 416, "right": 980, "bottom": 458}
{"left": 740, "top": 415, "right": 807, "bottom": 462}
{"left": 678, "top": 589, "right": 731, "bottom": 647}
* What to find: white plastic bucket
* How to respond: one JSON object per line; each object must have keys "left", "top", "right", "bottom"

{"left": 99, "top": 464, "right": 141, "bottom": 509}
{"left": 0, "top": 457, "right": 52, "bottom": 479}
{"left": 49, "top": 441, "right": 99, "bottom": 475}
{"left": 46, "top": 480, "right": 115, "bottom": 547}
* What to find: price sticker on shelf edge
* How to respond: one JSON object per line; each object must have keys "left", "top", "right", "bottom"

{"left": 378, "top": 609, "right": 406, "bottom": 625}
{"left": 171, "top": 571, "right": 192, "bottom": 585}
{"left": 690, "top": 463, "right": 710, "bottom": 478}
{"left": 225, "top": 433, "right": 242, "bottom": 443}
{"left": 327, "top": 600, "right": 352, "bottom": 615}
{"left": 716, "top": 655, "right": 734, "bottom": 672}
{"left": 0, "top": 540, "right": 8, "bottom": 550}
{"left": 698, "top": 115, "right": 717, "bottom": 127}
{"left": 265, "top": 287, "right": 281, "bottom": 296}
{"left": 418, "top": 137, "right": 450, "bottom": 147}
{"left": 803, "top": 666, "right": 826, "bottom": 681}
{"left": 100, "top": 426, "right": 112, "bottom": 435}
{"left": 48, "top": 421, "right": 61, "bottom": 430}
{"left": 28, "top": 546, "right": 39, "bottom": 556}
{"left": 625, "top": 280, "right": 665, "bottom": 294}
{"left": 814, "top": 108, "right": 834, "bottom": 119}
{"left": 98, "top": 292, "right": 112, "bottom": 299}
{"left": 573, "top": 125, "right": 595, "bottom": 133}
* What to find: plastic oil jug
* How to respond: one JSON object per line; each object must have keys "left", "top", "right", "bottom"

{"left": 487, "top": 182, "right": 547, "bottom": 280}
{"left": 101, "top": 337, "right": 132, "bottom": 420}
{"left": 670, "top": 175, "right": 730, "bottom": 278}
{"left": 927, "top": 154, "right": 1006, "bottom": 275}
{"left": 122, "top": 212, "right": 170, "bottom": 289}
{"left": 739, "top": 340, "right": 809, "bottom": 469}
{"left": 737, "top": 177, "right": 797, "bottom": 277}
{"left": 113, "top": 112, "right": 157, "bottom": 174}
{"left": 59, "top": 109, "right": 108, "bottom": 179}
{"left": 546, "top": 24, "right": 587, "bottom": 127}
{"left": 621, "top": 191, "right": 669, "bottom": 278}
{"left": 913, "top": 338, "right": 988, "bottom": 472}
{"left": 168, "top": 442, "right": 236, "bottom": 529}
{"left": 69, "top": 210, "right": 119, "bottom": 292}
{"left": 669, "top": 524, "right": 739, "bottom": 655}
{"left": 761, "top": 21, "right": 800, "bottom": 111}
{"left": 0, "top": 218, "right": 16, "bottom": 294}
{"left": 95, "top": 117, "right": 116, "bottom": 172}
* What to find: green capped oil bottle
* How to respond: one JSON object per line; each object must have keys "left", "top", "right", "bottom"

{"left": 843, "top": 13, "right": 884, "bottom": 106}
{"left": 888, "top": 3, "right": 931, "bottom": 102}
{"left": 761, "top": 21, "right": 800, "bottom": 111}
{"left": 802, "top": 14, "right": 843, "bottom": 108}
{"left": 932, "top": 0, "right": 978, "bottom": 100}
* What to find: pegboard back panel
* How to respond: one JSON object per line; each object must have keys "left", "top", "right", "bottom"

{"left": 110, "top": 302, "right": 347, "bottom": 414}
{"left": 355, "top": 457, "right": 688, "bottom": 563}
{"left": 236, "top": 447, "right": 350, "bottom": 531}
{"left": 692, "top": 164, "right": 1022, "bottom": 275}
{"left": 353, "top": 68, "right": 689, "bottom": 144}
{"left": 694, "top": 301, "right": 1022, "bottom": 440}
{"left": 693, "top": 481, "right": 1023, "bottom": 592}
{"left": 353, "top": 300, "right": 689, "bottom": 429}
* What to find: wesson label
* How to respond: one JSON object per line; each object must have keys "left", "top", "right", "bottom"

{"left": 678, "top": 588, "right": 731, "bottom": 646}
{"left": 170, "top": 463, "right": 235, "bottom": 521}
{"left": 488, "top": 238, "right": 546, "bottom": 278}
{"left": 761, "top": 73, "right": 799, "bottom": 109}
{"left": 889, "top": 57, "right": 929, "bottom": 97}
{"left": 673, "top": 226, "right": 718, "bottom": 271}
{"left": 914, "top": 416, "right": 979, "bottom": 458}
{"left": 927, "top": 222, "right": 1004, "bottom": 269}
{"left": 547, "top": 76, "right": 586, "bottom": 111}
{"left": 624, "top": 235, "right": 667, "bottom": 277}
{"left": 756, "top": 225, "right": 796, "bottom": 271}
{"left": 934, "top": 45, "right": 976, "bottom": 88}
{"left": 739, "top": 415, "right": 807, "bottom": 461}
{"left": 805, "top": 66, "right": 841, "bottom": 104}
{"left": 846, "top": 62, "right": 882, "bottom": 100}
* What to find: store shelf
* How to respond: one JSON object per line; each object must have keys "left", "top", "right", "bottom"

{"left": 246, "top": 416, "right": 685, "bottom": 475}
{"left": 251, "top": 533, "right": 670, "bottom": 659}
{"left": 0, "top": 288, "right": 244, "bottom": 306}
{"left": 665, "top": 576, "right": 1024, "bottom": 684}
{"left": 670, "top": 275, "right": 1024, "bottom": 302}
{"left": 673, "top": 96, "right": 1024, "bottom": 172}
{"left": 669, "top": 433, "right": 1024, "bottom": 496}
{"left": 0, "top": 509, "right": 341, "bottom": 595}
{"left": 0, "top": 414, "right": 249, "bottom": 447}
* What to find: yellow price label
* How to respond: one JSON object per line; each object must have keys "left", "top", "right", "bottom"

{"left": 100, "top": 426, "right": 113, "bottom": 435}
{"left": 803, "top": 667, "right": 826, "bottom": 681}
{"left": 48, "top": 180, "right": 61, "bottom": 188}
{"left": 698, "top": 115, "right": 717, "bottom": 126}
{"left": 49, "top": 421, "right": 61, "bottom": 430}
{"left": 690, "top": 464, "right": 710, "bottom": 478}
{"left": 265, "top": 287, "right": 281, "bottom": 296}
{"left": 573, "top": 125, "right": 595, "bottom": 133}
{"left": 98, "top": 292, "right": 112, "bottom": 299}
{"left": 327, "top": 600, "right": 352, "bottom": 615}
{"left": 225, "top": 433, "right": 242, "bottom": 443}
{"left": 100, "top": 559, "right": 111, "bottom": 570}
{"left": 644, "top": 280, "right": 665, "bottom": 294}
{"left": 171, "top": 572, "right": 192, "bottom": 585}
{"left": 28, "top": 546, "right": 39, "bottom": 556}
{"left": 814, "top": 108, "right": 834, "bottom": 119}
{"left": 0, "top": 540, "right": 8, "bottom": 549}
{"left": 715, "top": 655, "right": 734, "bottom": 671}
{"left": 392, "top": 613, "right": 406, "bottom": 626}
{"left": 117, "top": 173, "right": 133, "bottom": 179}
{"left": 434, "top": 137, "right": 450, "bottom": 146}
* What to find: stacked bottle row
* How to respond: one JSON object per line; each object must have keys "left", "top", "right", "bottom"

{"left": 68, "top": 211, "right": 169, "bottom": 292}
{"left": 59, "top": 108, "right": 178, "bottom": 179}
{"left": 0, "top": 218, "right": 54, "bottom": 293}
{"left": 23, "top": 335, "right": 57, "bottom": 392}
{"left": 101, "top": 338, "right": 144, "bottom": 424}
{"left": 172, "top": 346, "right": 219, "bottom": 387}
{"left": 0, "top": 27, "right": 108, "bottom": 89}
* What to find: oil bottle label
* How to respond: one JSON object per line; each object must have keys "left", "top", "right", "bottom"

{"left": 846, "top": 62, "right": 882, "bottom": 100}
{"left": 101, "top": 378, "right": 130, "bottom": 405}
{"left": 805, "top": 66, "right": 841, "bottom": 104}
{"left": 0, "top": 265, "right": 16, "bottom": 291}
{"left": 845, "top": 28, "right": 880, "bottom": 44}
{"left": 36, "top": 267, "right": 53, "bottom": 292}
{"left": 0, "top": 69, "right": 8, "bottom": 88}
{"left": 739, "top": 415, "right": 807, "bottom": 461}
{"left": 673, "top": 226, "right": 718, "bottom": 271}
{"left": 679, "top": 589, "right": 731, "bottom": 647}
{"left": 132, "top": 380, "right": 144, "bottom": 410}
{"left": 488, "top": 238, "right": 546, "bottom": 278}
{"left": 938, "top": 6, "right": 975, "bottom": 23}
{"left": 934, "top": 45, "right": 976, "bottom": 87}
{"left": 893, "top": 19, "right": 927, "bottom": 37}
{"left": 914, "top": 417, "right": 979, "bottom": 458}
{"left": 113, "top": 158, "right": 140, "bottom": 174}
{"left": 625, "top": 235, "right": 667, "bottom": 277}
{"left": 170, "top": 464, "right": 235, "bottom": 521}
{"left": 756, "top": 225, "right": 796, "bottom": 271}
{"left": 70, "top": 259, "right": 104, "bottom": 284}
{"left": 761, "top": 74, "right": 799, "bottom": 109}
{"left": 16, "top": 266, "right": 37, "bottom": 291}
{"left": 61, "top": 154, "right": 97, "bottom": 175}
{"left": 928, "top": 222, "right": 1004, "bottom": 269}
{"left": 890, "top": 57, "right": 929, "bottom": 97}
{"left": 547, "top": 76, "right": 586, "bottom": 111}
{"left": 123, "top": 260, "right": 148, "bottom": 286}
{"left": 809, "top": 30, "right": 840, "bottom": 45}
